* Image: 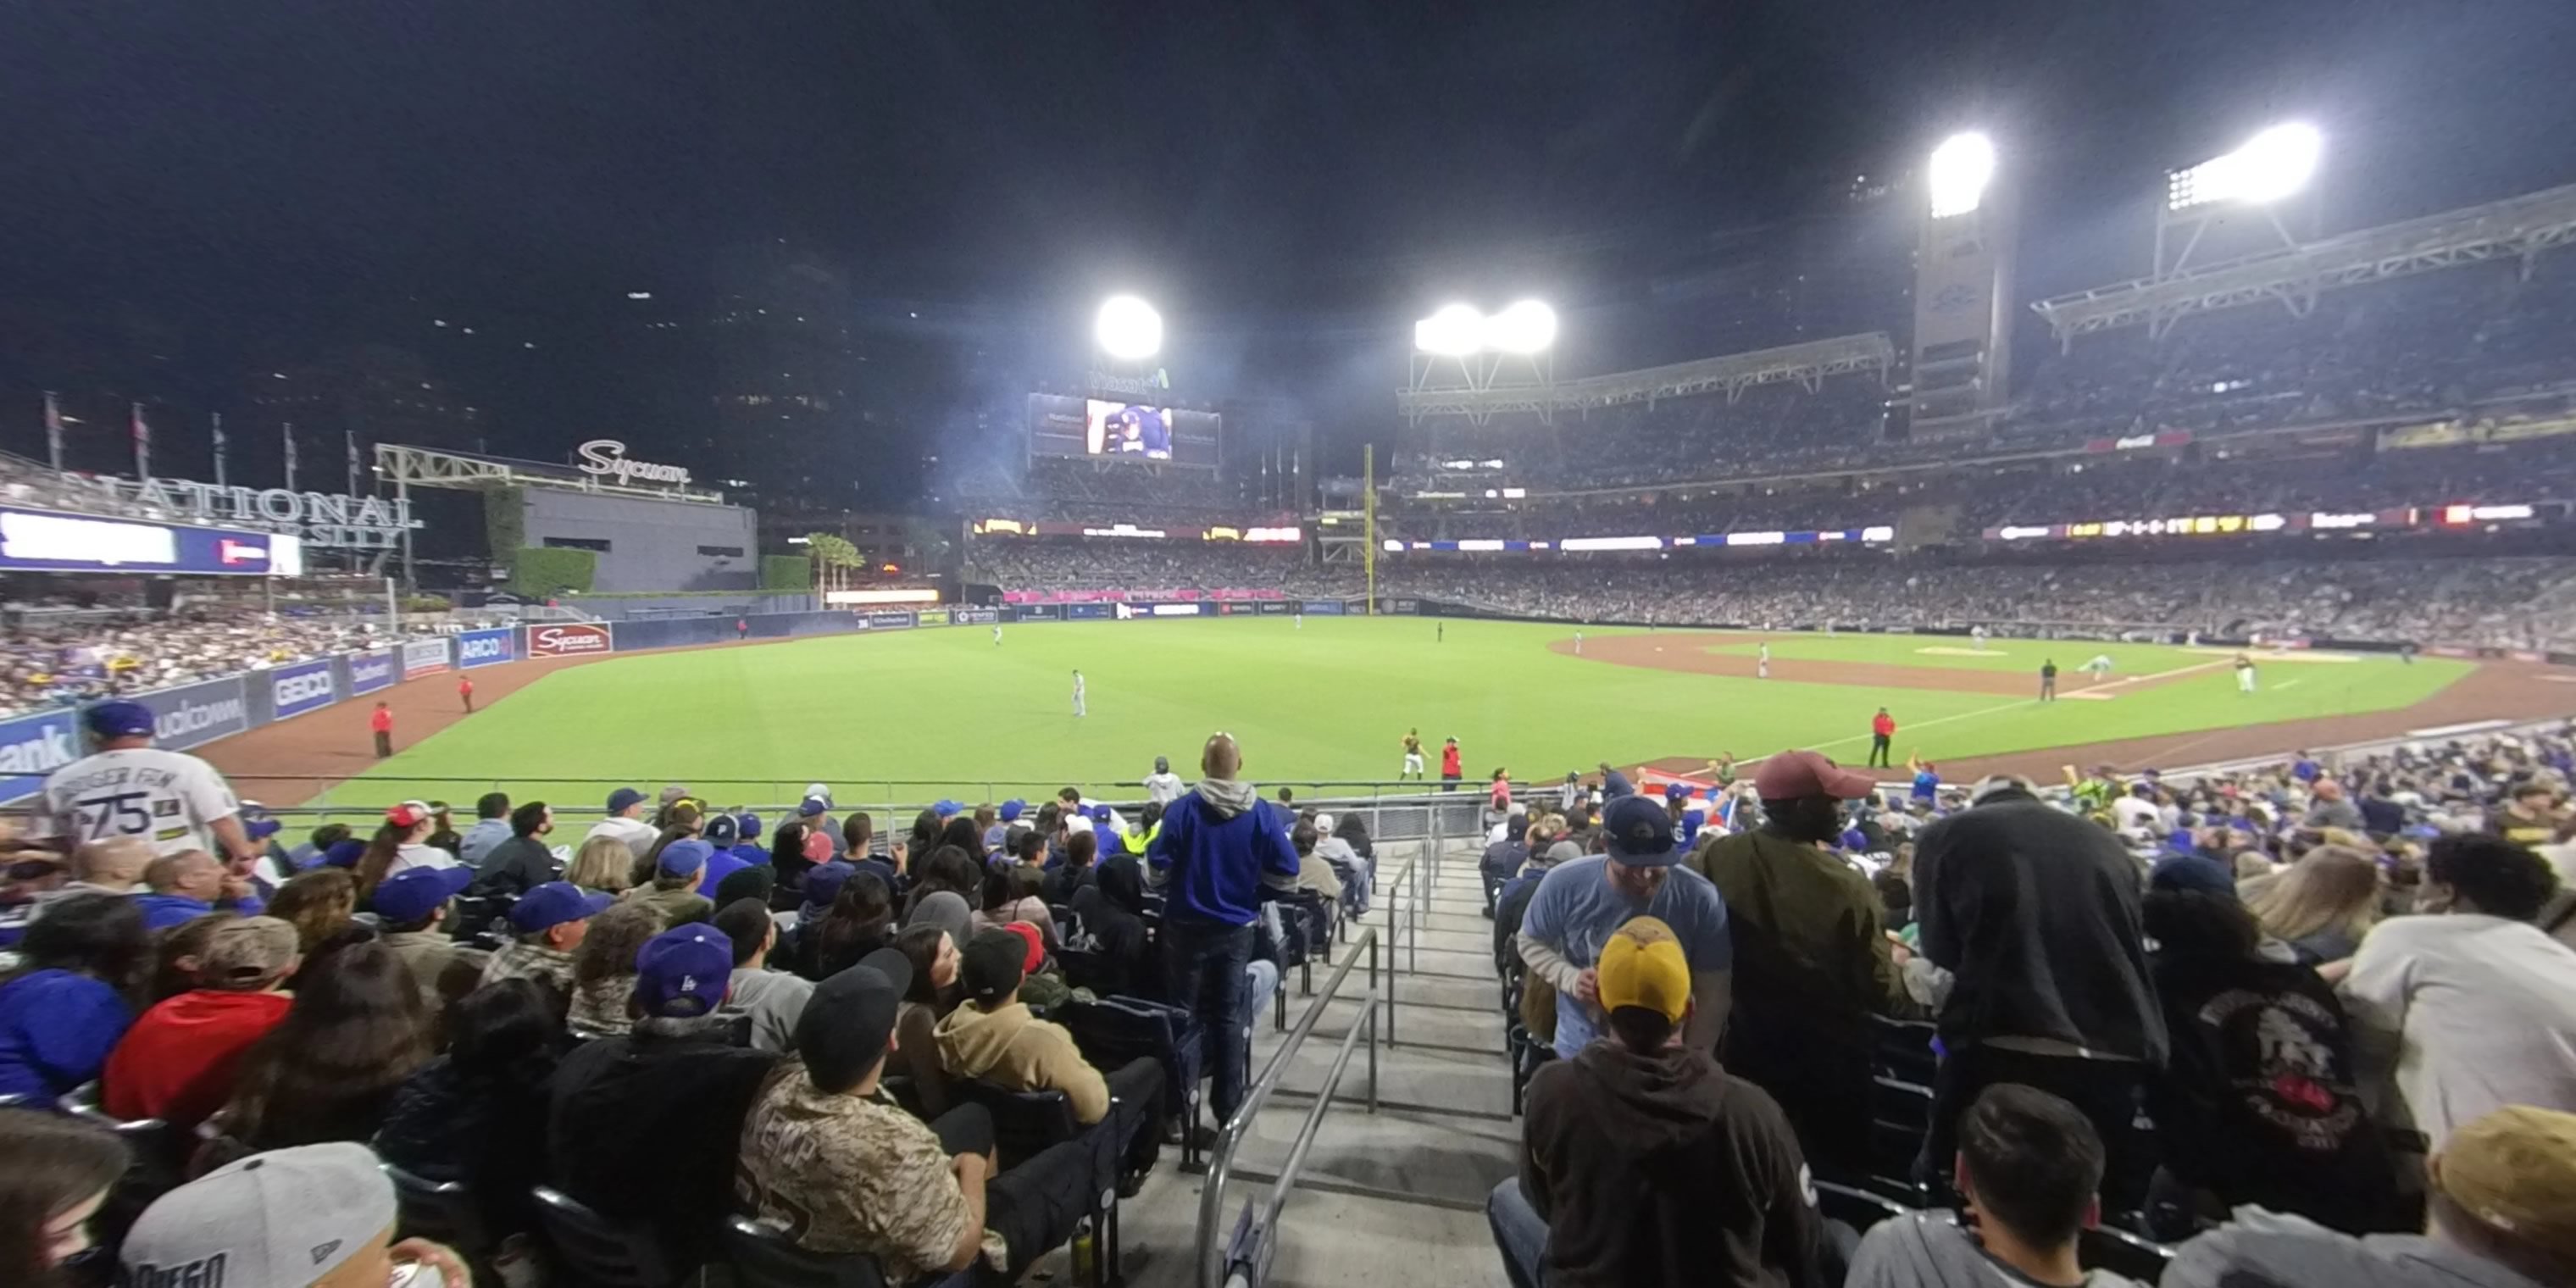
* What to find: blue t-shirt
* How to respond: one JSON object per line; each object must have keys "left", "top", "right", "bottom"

{"left": 1913, "top": 771, "right": 1940, "bottom": 802}
{"left": 1517, "top": 857, "right": 1731, "bottom": 1058}
{"left": 0, "top": 969, "right": 134, "bottom": 1102}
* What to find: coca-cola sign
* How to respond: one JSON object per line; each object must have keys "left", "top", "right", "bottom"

{"left": 527, "top": 623, "right": 613, "bottom": 658}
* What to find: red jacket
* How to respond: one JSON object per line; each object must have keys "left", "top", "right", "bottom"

{"left": 458, "top": 678, "right": 473, "bottom": 695}
{"left": 369, "top": 707, "right": 393, "bottom": 733}
{"left": 1441, "top": 744, "right": 1463, "bottom": 775}
{"left": 1872, "top": 713, "right": 1896, "bottom": 737}
{"left": 103, "top": 989, "right": 293, "bottom": 1130}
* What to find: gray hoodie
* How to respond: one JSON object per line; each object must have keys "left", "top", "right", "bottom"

{"left": 1846, "top": 1213, "right": 2147, "bottom": 1288}
{"left": 2162, "top": 1208, "right": 2549, "bottom": 1288}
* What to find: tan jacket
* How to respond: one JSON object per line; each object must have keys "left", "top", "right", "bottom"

{"left": 932, "top": 1000, "right": 1110, "bottom": 1123}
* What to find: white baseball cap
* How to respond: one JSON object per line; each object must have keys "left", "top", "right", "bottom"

{"left": 121, "top": 1142, "right": 397, "bottom": 1286}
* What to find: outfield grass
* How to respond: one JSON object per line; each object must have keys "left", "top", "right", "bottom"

{"left": 320, "top": 618, "right": 2469, "bottom": 808}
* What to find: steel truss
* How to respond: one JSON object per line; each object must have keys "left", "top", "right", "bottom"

{"left": 2034, "top": 182, "right": 2576, "bottom": 344}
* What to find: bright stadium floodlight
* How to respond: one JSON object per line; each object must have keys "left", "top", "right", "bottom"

{"left": 1482, "top": 299, "right": 1558, "bottom": 354}
{"left": 2168, "top": 122, "right": 2322, "bottom": 210}
{"left": 1414, "top": 303, "right": 1485, "bottom": 356}
{"left": 1927, "top": 132, "right": 1996, "bottom": 219}
{"left": 1093, "top": 295, "right": 1163, "bottom": 361}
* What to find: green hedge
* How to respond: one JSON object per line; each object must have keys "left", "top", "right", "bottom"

{"left": 483, "top": 486, "right": 525, "bottom": 558}
{"left": 760, "top": 554, "right": 813, "bottom": 591}
{"left": 508, "top": 547, "right": 597, "bottom": 598}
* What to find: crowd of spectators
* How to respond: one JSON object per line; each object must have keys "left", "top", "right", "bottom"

{"left": 967, "top": 540, "right": 1352, "bottom": 597}
{"left": 0, "top": 609, "right": 404, "bottom": 716}
{"left": 1402, "top": 378, "right": 1890, "bottom": 492}
{"left": 952, "top": 457, "right": 1293, "bottom": 526}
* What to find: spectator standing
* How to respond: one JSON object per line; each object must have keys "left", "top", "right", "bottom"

{"left": 2163, "top": 1105, "right": 2576, "bottom": 1288}
{"left": 550, "top": 922, "right": 778, "bottom": 1271}
{"left": 1481, "top": 817, "right": 1531, "bottom": 915}
{"left": 1518, "top": 795, "right": 1733, "bottom": 1059}
{"left": 369, "top": 700, "right": 394, "bottom": 758}
{"left": 1146, "top": 732, "right": 1303, "bottom": 1133}
{"left": 1911, "top": 775, "right": 2166, "bottom": 1205}
{"left": 1144, "top": 755, "right": 1185, "bottom": 805}
{"left": 31, "top": 701, "right": 258, "bottom": 865}
{"left": 0, "top": 892, "right": 147, "bottom": 1102}
{"left": 1870, "top": 707, "right": 1896, "bottom": 769}
{"left": 1491, "top": 915, "right": 1825, "bottom": 1288}
{"left": 2306, "top": 780, "right": 2368, "bottom": 832}
{"left": 103, "top": 916, "right": 299, "bottom": 1131}
{"left": 479, "top": 881, "right": 612, "bottom": 996}
{"left": 1687, "top": 750, "right": 1918, "bottom": 1172}
{"left": 1441, "top": 736, "right": 1464, "bottom": 790}
{"left": 2340, "top": 835, "right": 2576, "bottom": 1152}
{"left": 455, "top": 792, "right": 512, "bottom": 869}
{"left": 1846, "top": 1085, "right": 2149, "bottom": 1288}
{"left": 585, "top": 786, "right": 660, "bottom": 862}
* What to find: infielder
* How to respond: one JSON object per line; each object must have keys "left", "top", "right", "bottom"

{"left": 2235, "top": 653, "right": 2258, "bottom": 694}
{"left": 1757, "top": 641, "right": 1771, "bottom": 679}
{"left": 1574, "top": 630, "right": 1584, "bottom": 655}
{"left": 2079, "top": 654, "right": 2115, "bottom": 684}
{"left": 1970, "top": 625, "right": 1990, "bottom": 650}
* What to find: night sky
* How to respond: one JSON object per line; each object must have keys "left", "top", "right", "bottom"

{"left": 3, "top": 1, "right": 2573, "bottom": 481}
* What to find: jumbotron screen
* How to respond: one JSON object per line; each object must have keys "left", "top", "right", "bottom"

{"left": 1027, "top": 394, "right": 1220, "bottom": 468}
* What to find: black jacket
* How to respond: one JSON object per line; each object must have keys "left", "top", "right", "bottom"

{"left": 1914, "top": 797, "right": 2168, "bottom": 1064}
{"left": 475, "top": 835, "right": 558, "bottom": 897}
{"left": 1521, "top": 1042, "right": 1828, "bottom": 1288}
{"left": 376, "top": 1053, "right": 558, "bottom": 1237}
{"left": 1070, "top": 854, "right": 1152, "bottom": 997}
{"left": 545, "top": 1016, "right": 779, "bottom": 1269}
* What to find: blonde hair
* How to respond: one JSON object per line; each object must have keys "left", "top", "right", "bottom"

{"left": 566, "top": 835, "right": 636, "bottom": 893}
{"left": 2245, "top": 844, "right": 2383, "bottom": 947}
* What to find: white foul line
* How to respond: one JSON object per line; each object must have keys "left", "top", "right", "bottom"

{"left": 1789, "top": 658, "right": 2234, "bottom": 763}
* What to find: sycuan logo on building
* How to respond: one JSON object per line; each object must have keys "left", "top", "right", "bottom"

{"left": 527, "top": 624, "right": 613, "bottom": 658}
{"left": 457, "top": 628, "right": 516, "bottom": 668}
{"left": 271, "top": 663, "right": 338, "bottom": 719}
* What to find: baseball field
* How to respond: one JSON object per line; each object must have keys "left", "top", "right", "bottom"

{"left": 196, "top": 616, "right": 2571, "bottom": 817}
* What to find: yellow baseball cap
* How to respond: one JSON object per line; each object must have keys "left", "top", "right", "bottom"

{"left": 2434, "top": 1105, "right": 2576, "bottom": 1263}
{"left": 1597, "top": 916, "right": 1690, "bottom": 1022}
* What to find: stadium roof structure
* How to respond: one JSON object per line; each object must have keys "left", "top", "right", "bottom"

{"left": 2033, "top": 182, "right": 2576, "bottom": 342}
{"left": 373, "top": 442, "right": 731, "bottom": 506}
{"left": 1397, "top": 332, "right": 1894, "bottom": 425}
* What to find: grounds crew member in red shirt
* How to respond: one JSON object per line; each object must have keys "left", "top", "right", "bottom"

{"left": 104, "top": 916, "right": 298, "bottom": 1131}
{"left": 1869, "top": 708, "right": 1897, "bottom": 768}
{"left": 369, "top": 701, "right": 394, "bottom": 758}
{"left": 1441, "top": 736, "right": 1464, "bottom": 791}
{"left": 458, "top": 675, "right": 475, "bottom": 713}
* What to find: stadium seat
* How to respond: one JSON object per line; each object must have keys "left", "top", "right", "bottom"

{"left": 530, "top": 1184, "right": 686, "bottom": 1288}
{"left": 2079, "top": 1221, "right": 2179, "bottom": 1283}
{"left": 1813, "top": 1179, "right": 1919, "bottom": 1235}
{"left": 382, "top": 1162, "right": 491, "bottom": 1263}
{"left": 723, "top": 1216, "right": 891, "bottom": 1288}
{"left": 949, "top": 1078, "right": 1082, "bottom": 1172}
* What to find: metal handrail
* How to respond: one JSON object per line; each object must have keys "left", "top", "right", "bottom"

{"left": 1196, "top": 926, "right": 1383, "bottom": 1288}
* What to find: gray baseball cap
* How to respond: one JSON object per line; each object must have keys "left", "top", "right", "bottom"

{"left": 121, "top": 1141, "right": 396, "bottom": 1286}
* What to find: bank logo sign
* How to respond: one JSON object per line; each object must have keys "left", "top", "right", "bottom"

{"left": 402, "top": 637, "right": 451, "bottom": 678}
{"left": 0, "top": 708, "right": 83, "bottom": 803}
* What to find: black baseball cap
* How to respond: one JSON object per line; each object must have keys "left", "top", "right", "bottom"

{"left": 795, "top": 947, "right": 914, "bottom": 1091}
{"left": 1602, "top": 795, "right": 1683, "bottom": 867}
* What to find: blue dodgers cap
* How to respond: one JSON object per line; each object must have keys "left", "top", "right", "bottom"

{"left": 934, "top": 799, "right": 963, "bottom": 818}
{"left": 606, "top": 787, "right": 647, "bottom": 814}
{"left": 633, "top": 924, "right": 734, "bottom": 1018}
{"left": 802, "top": 859, "right": 857, "bottom": 908}
{"left": 370, "top": 864, "right": 475, "bottom": 923}
{"left": 508, "top": 881, "right": 614, "bottom": 934}
{"left": 736, "top": 811, "right": 763, "bottom": 840}
{"left": 1663, "top": 782, "right": 1693, "bottom": 801}
{"left": 658, "top": 838, "right": 713, "bottom": 878}
{"left": 1602, "top": 795, "right": 1683, "bottom": 867}
{"left": 322, "top": 838, "right": 369, "bottom": 869}
{"left": 999, "top": 799, "right": 1026, "bottom": 823}
{"left": 85, "top": 700, "right": 155, "bottom": 741}
{"left": 798, "top": 796, "right": 828, "bottom": 818}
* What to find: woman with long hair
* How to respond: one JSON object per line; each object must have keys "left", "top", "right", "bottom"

{"left": 904, "top": 808, "right": 941, "bottom": 869}
{"left": 266, "top": 868, "right": 359, "bottom": 953}
{"left": 970, "top": 868, "right": 1058, "bottom": 947}
{"left": 0, "top": 893, "right": 148, "bottom": 1101}
{"left": 565, "top": 903, "right": 664, "bottom": 1038}
{"left": 565, "top": 834, "right": 636, "bottom": 897}
{"left": 796, "top": 871, "right": 896, "bottom": 981}
{"left": 375, "top": 978, "right": 568, "bottom": 1239}
{"left": 770, "top": 820, "right": 816, "bottom": 889}
{"left": 937, "top": 815, "right": 983, "bottom": 864}
{"left": 353, "top": 802, "right": 446, "bottom": 897}
{"left": 889, "top": 924, "right": 963, "bottom": 1115}
{"left": 901, "top": 844, "right": 985, "bottom": 922}
{"left": 2245, "top": 844, "right": 2385, "bottom": 966}
{"left": 218, "top": 939, "right": 434, "bottom": 1151}
{"left": 148, "top": 911, "right": 234, "bottom": 1002}
{"left": 0, "top": 1111, "right": 130, "bottom": 1287}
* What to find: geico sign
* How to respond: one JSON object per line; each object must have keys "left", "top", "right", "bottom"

{"left": 459, "top": 635, "right": 510, "bottom": 660}
{"left": 530, "top": 625, "right": 611, "bottom": 657}
{"left": 575, "top": 440, "right": 693, "bottom": 488}
{"left": 274, "top": 672, "right": 336, "bottom": 706}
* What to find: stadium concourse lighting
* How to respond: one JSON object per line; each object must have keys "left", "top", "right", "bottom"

{"left": 1093, "top": 295, "right": 1163, "bottom": 361}
{"left": 1927, "top": 131, "right": 1996, "bottom": 219}
{"left": 1411, "top": 300, "right": 1558, "bottom": 356}
{"left": 2167, "top": 123, "right": 2323, "bottom": 210}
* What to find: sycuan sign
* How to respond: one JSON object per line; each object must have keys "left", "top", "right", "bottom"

{"left": 575, "top": 440, "right": 693, "bottom": 489}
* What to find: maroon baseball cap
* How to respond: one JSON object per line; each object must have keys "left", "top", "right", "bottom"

{"left": 1753, "top": 750, "right": 1879, "bottom": 801}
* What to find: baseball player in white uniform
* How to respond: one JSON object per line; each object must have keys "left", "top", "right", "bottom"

{"left": 2079, "top": 654, "right": 2115, "bottom": 683}
{"left": 1757, "top": 641, "right": 1771, "bottom": 679}
{"left": 31, "top": 700, "right": 258, "bottom": 863}
{"left": 1072, "top": 669, "right": 1086, "bottom": 717}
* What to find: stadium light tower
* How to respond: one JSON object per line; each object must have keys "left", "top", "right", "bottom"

{"left": 1927, "top": 132, "right": 1997, "bottom": 219}
{"left": 1093, "top": 294, "right": 1163, "bottom": 362}
{"left": 1907, "top": 129, "right": 2014, "bottom": 438}
{"left": 1407, "top": 299, "right": 1559, "bottom": 425}
{"left": 2155, "top": 122, "right": 2322, "bottom": 280}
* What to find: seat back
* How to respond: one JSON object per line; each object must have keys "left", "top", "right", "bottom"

{"left": 724, "top": 1217, "right": 890, "bottom": 1288}
{"left": 2079, "top": 1222, "right": 2177, "bottom": 1284}
{"left": 530, "top": 1185, "right": 681, "bottom": 1288}
{"left": 950, "top": 1079, "right": 1079, "bottom": 1170}
{"left": 1061, "top": 996, "right": 1202, "bottom": 1125}
{"left": 383, "top": 1163, "right": 489, "bottom": 1257}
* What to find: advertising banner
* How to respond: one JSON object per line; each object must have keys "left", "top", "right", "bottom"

{"left": 1110, "top": 602, "right": 1202, "bottom": 619}
{"left": 269, "top": 659, "right": 339, "bottom": 720}
{"left": 1256, "top": 602, "right": 1291, "bottom": 615}
{"left": 0, "top": 506, "right": 283, "bottom": 577}
{"left": 863, "top": 611, "right": 916, "bottom": 630}
{"left": 1011, "top": 604, "right": 1060, "bottom": 622}
{"left": 457, "top": 627, "right": 517, "bottom": 669}
{"left": 1387, "top": 600, "right": 1419, "bottom": 613}
{"left": 348, "top": 650, "right": 398, "bottom": 696}
{"left": 953, "top": 607, "right": 1000, "bottom": 625}
{"left": 1299, "top": 600, "right": 1345, "bottom": 616}
{"left": 402, "top": 637, "right": 451, "bottom": 679}
{"left": 131, "top": 676, "right": 251, "bottom": 752}
{"left": 1066, "top": 602, "right": 1115, "bottom": 620}
{"left": 914, "top": 608, "right": 952, "bottom": 627}
{"left": 526, "top": 623, "right": 613, "bottom": 659}
{"left": 0, "top": 707, "right": 86, "bottom": 804}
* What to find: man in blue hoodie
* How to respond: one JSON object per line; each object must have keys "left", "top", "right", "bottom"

{"left": 1147, "top": 732, "right": 1302, "bottom": 1130}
